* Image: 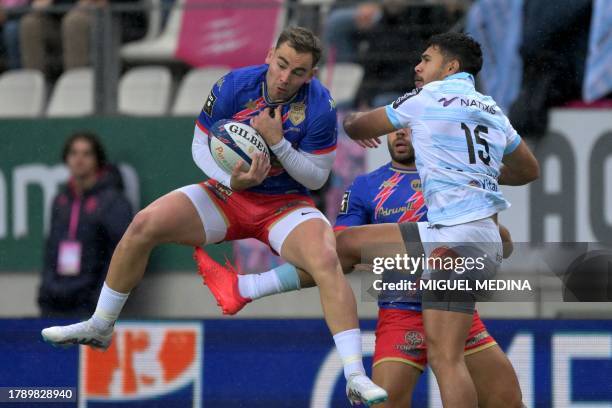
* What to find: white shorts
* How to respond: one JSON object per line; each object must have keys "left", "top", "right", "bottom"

{"left": 176, "top": 180, "right": 330, "bottom": 255}
{"left": 417, "top": 218, "right": 503, "bottom": 279}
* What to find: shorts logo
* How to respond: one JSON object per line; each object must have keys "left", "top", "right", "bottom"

{"left": 404, "top": 330, "right": 424, "bottom": 347}
{"left": 289, "top": 102, "right": 306, "bottom": 125}
{"left": 79, "top": 322, "right": 201, "bottom": 407}
{"left": 207, "top": 181, "right": 233, "bottom": 201}
{"left": 394, "top": 330, "right": 425, "bottom": 357}
{"left": 339, "top": 191, "right": 350, "bottom": 214}
{"left": 203, "top": 91, "right": 217, "bottom": 117}
{"left": 466, "top": 330, "right": 490, "bottom": 348}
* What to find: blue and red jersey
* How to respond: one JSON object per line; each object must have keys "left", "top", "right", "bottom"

{"left": 335, "top": 163, "right": 427, "bottom": 311}
{"left": 196, "top": 64, "right": 337, "bottom": 195}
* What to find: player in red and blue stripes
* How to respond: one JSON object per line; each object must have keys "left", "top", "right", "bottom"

{"left": 42, "top": 26, "right": 387, "bottom": 406}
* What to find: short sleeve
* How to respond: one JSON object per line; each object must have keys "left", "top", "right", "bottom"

{"left": 299, "top": 101, "right": 338, "bottom": 155}
{"left": 385, "top": 87, "right": 428, "bottom": 130}
{"left": 334, "top": 177, "right": 370, "bottom": 230}
{"left": 196, "top": 72, "right": 235, "bottom": 132}
{"left": 503, "top": 117, "right": 522, "bottom": 155}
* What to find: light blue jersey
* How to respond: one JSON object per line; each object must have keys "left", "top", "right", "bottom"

{"left": 385, "top": 72, "right": 521, "bottom": 226}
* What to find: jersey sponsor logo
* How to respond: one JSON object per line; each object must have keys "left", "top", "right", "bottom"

{"left": 392, "top": 88, "right": 422, "bottom": 109}
{"left": 288, "top": 102, "right": 306, "bottom": 125}
{"left": 373, "top": 173, "right": 404, "bottom": 218}
{"left": 459, "top": 98, "right": 497, "bottom": 114}
{"left": 339, "top": 191, "right": 350, "bottom": 214}
{"left": 438, "top": 96, "right": 459, "bottom": 107}
{"left": 79, "top": 322, "right": 201, "bottom": 406}
{"left": 203, "top": 91, "right": 217, "bottom": 116}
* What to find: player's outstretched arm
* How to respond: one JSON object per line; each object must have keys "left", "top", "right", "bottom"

{"left": 499, "top": 140, "right": 539, "bottom": 186}
{"left": 343, "top": 107, "right": 396, "bottom": 143}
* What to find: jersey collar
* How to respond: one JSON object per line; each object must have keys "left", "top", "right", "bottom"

{"left": 389, "top": 163, "right": 417, "bottom": 173}
{"left": 444, "top": 72, "right": 475, "bottom": 84}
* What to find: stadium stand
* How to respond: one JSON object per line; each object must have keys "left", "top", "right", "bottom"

{"left": 46, "top": 68, "right": 94, "bottom": 117}
{"left": 171, "top": 66, "right": 230, "bottom": 116}
{"left": 118, "top": 66, "right": 173, "bottom": 115}
{"left": 319, "top": 62, "right": 363, "bottom": 107}
{"left": 0, "top": 69, "right": 46, "bottom": 118}
{"left": 120, "top": 0, "right": 184, "bottom": 63}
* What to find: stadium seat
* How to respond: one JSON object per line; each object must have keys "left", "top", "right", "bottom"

{"left": 118, "top": 66, "right": 172, "bottom": 115}
{"left": 319, "top": 63, "right": 364, "bottom": 106}
{"left": 0, "top": 69, "right": 46, "bottom": 118}
{"left": 120, "top": 0, "right": 184, "bottom": 63}
{"left": 171, "top": 67, "right": 229, "bottom": 116}
{"left": 46, "top": 68, "right": 94, "bottom": 117}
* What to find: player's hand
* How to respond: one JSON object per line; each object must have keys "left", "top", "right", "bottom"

{"left": 250, "top": 106, "right": 283, "bottom": 146}
{"left": 355, "top": 136, "right": 382, "bottom": 149}
{"left": 229, "top": 152, "right": 271, "bottom": 191}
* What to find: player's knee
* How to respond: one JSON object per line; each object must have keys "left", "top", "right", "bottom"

{"left": 485, "top": 386, "right": 523, "bottom": 408}
{"left": 305, "top": 246, "right": 341, "bottom": 277}
{"left": 125, "top": 209, "right": 164, "bottom": 246}
{"left": 426, "top": 346, "right": 463, "bottom": 371}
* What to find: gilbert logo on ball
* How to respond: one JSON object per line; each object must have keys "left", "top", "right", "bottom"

{"left": 79, "top": 322, "right": 202, "bottom": 408}
{"left": 209, "top": 119, "right": 270, "bottom": 174}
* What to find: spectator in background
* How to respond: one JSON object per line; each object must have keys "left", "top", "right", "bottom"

{"left": 358, "top": 0, "right": 455, "bottom": 106}
{"left": 38, "top": 131, "right": 133, "bottom": 317}
{"left": 324, "top": 1, "right": 382, "bottom": 63}
{"left": 509, "top": 0, "right": 592, "bottom": 138}
{"left": 323, "top": 0, "right": 460, "bottom": 107}
{"left": 19, "top": 0, "right": 145, "bottom": 78}
{"left": 0, "top": 0, "right": 28, "bottom": 69}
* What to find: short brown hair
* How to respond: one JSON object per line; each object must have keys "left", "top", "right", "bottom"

{"left": 275, "top": 26, "right": 322, "bottom": 67}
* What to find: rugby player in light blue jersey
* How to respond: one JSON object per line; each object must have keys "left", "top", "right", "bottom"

{"left": 341, "top": 33, "right": 539, "bottom": 408}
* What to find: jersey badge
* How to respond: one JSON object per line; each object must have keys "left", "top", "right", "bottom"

{"left": 289, "top": 102, "right": 306, "bottom": 125}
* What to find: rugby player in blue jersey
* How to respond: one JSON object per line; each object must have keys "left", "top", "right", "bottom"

{"left": 42, "top": 26, "right": 387, "bottom": 405}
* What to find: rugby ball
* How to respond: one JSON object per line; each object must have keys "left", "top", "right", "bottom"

{"left": 208, "top": 119, "right": 270, "bottom": 174}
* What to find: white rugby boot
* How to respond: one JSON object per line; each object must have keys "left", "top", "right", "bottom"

{"left": 346, "top": 373, "right": 388, "bottom": 406}
{"left": 41, "top": 319, "right": 113, "bottom": 350}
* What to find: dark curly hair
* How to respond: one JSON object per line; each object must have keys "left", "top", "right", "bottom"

{"left": 426, "top": 32, "right": 483, "bottom": 76}
{"left": 62, "top": 131, "right": 107, "bottom": 170}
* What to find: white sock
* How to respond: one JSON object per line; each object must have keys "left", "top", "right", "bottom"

{"left": 91, "top": 282, "right": 130, "bottom": 331}
{"left": 333, "top": 328, "right": 366, "bottom": 380}
{"left": 238, "top": 263, "right": 300, "bottom": 299}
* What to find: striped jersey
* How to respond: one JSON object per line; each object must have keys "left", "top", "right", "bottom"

{"left": 335, "top": 163, "right": 427, "bottom": 311}
{"left": 385, "top": 72, "right": 521, "bottom": 226}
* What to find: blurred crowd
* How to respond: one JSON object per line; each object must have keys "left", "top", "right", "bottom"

{"left": 1, "top": 0, "right": 610, "bottom": 138}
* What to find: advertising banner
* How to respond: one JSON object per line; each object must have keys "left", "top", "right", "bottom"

{"left": 1, "top": 319, "right": 611, "bottom": 407}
